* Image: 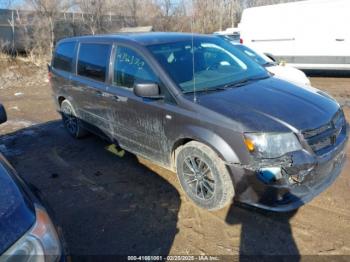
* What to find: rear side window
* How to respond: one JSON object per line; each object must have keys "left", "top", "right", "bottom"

{"left": 113, "top": 46, "right": 157, "bottom": 89}
{"left": 53, "top": 42, "right": 76, "bottom": 72}
{"left": 77, "top": 43, "right": 111, "bottom": 82}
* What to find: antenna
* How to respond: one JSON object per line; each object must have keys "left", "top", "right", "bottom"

{"left": 191, "top": 0, "right": 197, "bottom": 103}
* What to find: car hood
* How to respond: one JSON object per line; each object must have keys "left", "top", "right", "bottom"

{"left": 0, "top": 155, "right": 35, "bottom": 255}
{"left": 194, "top": 77, "right": 340, "bottom": 132}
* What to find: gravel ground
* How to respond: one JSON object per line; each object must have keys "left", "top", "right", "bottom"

{"left": 0, "top": 58, "right": 350, "bottom": 259}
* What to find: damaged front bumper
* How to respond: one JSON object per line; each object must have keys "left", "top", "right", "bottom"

{"left": 229, "top": 124, "right": 349, "bottom": 212}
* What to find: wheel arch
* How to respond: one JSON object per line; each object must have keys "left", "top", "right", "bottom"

{"left": 58, "top": 96, "right": 66, "bottom": 106}
{"left": 171, "top": 126, "right": 240, "bottom": 170}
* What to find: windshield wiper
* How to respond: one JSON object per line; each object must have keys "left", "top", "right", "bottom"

{"left": 182, "top": 75, "right": 270, "bottom": 94}
{"left": 182, "top": 87, "right": 227, "bottom": 94}
{"left": 222, "top": 75, "right": 270, "bottom": 89}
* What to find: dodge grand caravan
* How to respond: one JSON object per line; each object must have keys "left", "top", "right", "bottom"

{"left": 49, "top": 33, "right": 348, "bottom": 211}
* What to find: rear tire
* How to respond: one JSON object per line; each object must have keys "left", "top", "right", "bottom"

{"left": 176, "top": 141, "right": 234, "bottom": 211}
{"left": 60, "top": 100, "right": 88, "bottom": 138}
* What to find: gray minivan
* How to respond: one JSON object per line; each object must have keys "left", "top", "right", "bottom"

{"left": 49, "top": 33, "right": 348, "bottom": 211}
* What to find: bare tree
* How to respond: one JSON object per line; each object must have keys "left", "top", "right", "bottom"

{"left": 129, "top": 0, "right": 138, "bottom": 26}
{"left": 26, "top": 0, "right": 73, "bottom": 52}
{"left": 7, "top": 10, "right": 16, "bottom": 54}
{"left": 107, "top": 0, "right": 140, "bottom": 26}
{"left": 2, "top": 0, "right": 15, "bottom": 53}
{"left": 153, "top": 0, "right": 190, "bottom": 31}
{"left": 77, "top": 0, "right": 110, "bottom": 34}
{"left": 191, "top": 0, "right": 235, "bottom": 33}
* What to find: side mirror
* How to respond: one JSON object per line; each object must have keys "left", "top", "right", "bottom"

{"left": 0, "top": 104, "right": 7, "bottom": 124}
{"left": 133, "top": 83, "right": 164, "bottom": 99}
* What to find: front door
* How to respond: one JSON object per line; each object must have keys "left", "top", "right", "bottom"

{"left": 104, "top": 45, "right": 176, "bottom": 163}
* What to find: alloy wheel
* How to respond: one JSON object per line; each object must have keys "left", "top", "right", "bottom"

{"left": 62, "top": 105, "right": 78, "bottom": 135}
{"left": 182, "top": 156, "right": 216, "bottom": 200}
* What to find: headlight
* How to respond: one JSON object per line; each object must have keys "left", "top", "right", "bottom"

{"left": 244, "top": 132, "right": 302, "bottom": 158}
{"left": 2, "top": 205, "right": 61, "bottom": 262}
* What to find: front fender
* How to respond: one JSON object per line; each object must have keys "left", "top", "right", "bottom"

{"left": 175, "top": 125, "right": 241, "bottom": 165}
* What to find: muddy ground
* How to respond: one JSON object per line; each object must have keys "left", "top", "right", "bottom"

{"left": 0, "top": 58, "right": 350, "bottom": 259}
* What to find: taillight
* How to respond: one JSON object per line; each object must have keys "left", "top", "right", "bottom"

{"left": 240, "top": 38, "right": 243, "bottom": 44}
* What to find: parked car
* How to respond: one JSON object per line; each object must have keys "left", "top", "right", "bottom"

{"left": 213, "top": 28, "right": 240, "bottom": 43}
{"left": 239, "top": 0, "right": 350, "bottom": 70}
{"left": 0, "top": 104, "right": 64, "bottom": 261}
{"left": 49, "top": 33, "right": 348, "bottom": 211}
{"left": 227, "top": 41, "right": 311, "bottom": 86}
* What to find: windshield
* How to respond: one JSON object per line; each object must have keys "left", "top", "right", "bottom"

{"left": 147, "top": 37, "right": 269, "bottom": 93}
{"left": 234, "top": 44, "right": 274, "bottom": 66}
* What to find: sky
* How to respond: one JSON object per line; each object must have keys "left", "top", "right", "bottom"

{"left": 0, "top": 0, "right": 24, "bottom": 9}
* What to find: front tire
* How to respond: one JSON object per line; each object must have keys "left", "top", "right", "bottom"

{"left": 60, "top": 100, "right": 88, "bottom": 138}
{"left": 176, "top": 141, "right": 235, "bottom": 211}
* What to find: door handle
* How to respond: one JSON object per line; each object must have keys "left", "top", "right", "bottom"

{"left": 94, "top": 90, "right": 127, "bottom": 102}
{"left": 336, "top": 38, "right": 345, "bottom": 42}
{"left": 113, "top": 95, "right": 127, "bottom": 101}
{"left": 110, "top": 95, "right": 127, "bottom": 102}
{"left": 102, "top": 93, "right": 120, "bottom": 101}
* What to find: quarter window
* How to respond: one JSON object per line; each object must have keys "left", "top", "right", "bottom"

{"left": 77, "top": 43, "right": 111, "bottom": 82}
{"left": 53, "top": 42, "right": 76, "bottom": 72}
{"left": 113, "top": 46, "right": 157, "bottom": 89}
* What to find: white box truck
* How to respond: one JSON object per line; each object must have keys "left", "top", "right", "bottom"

{"left": 239, "top": 0, "right": 350, "bottom": 70}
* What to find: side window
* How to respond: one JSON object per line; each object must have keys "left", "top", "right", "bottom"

{"left": 113, "top": 46, "right": 157, "bottom": 89}
{"left": 53, "top": 42, "right": 76, "bottom": 72}
{"left": 77, "top": 43, "right": 111, "bottom": 82}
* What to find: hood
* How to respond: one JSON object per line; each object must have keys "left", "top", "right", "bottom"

{"left": 194, "top": 77, "right": 340, "bottom": 132}
{"left": 267, "top": 65, "right": 311, "bottom": 86}
{"left": 0, "top": 155, "right": 35, "bottom": 255}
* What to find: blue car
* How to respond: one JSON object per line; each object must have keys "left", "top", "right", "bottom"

{"left": 0, "top": 104, "right": 64, "bottom": 261}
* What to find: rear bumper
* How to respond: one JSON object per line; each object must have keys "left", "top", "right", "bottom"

{"left": 230, "top": 125, "right": 348, "bottom": 212}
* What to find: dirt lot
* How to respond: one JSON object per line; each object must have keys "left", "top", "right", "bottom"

{"left": 0, "top": 58, "right": 350, "bottom": 259}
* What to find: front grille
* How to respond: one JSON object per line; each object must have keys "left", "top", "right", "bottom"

{"left": 302, "top": 110, "right": 346, "bottom": 155}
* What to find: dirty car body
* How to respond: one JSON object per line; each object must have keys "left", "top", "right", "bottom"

{"left": 49, "top": 33, "right": 348, "bottom": 211}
